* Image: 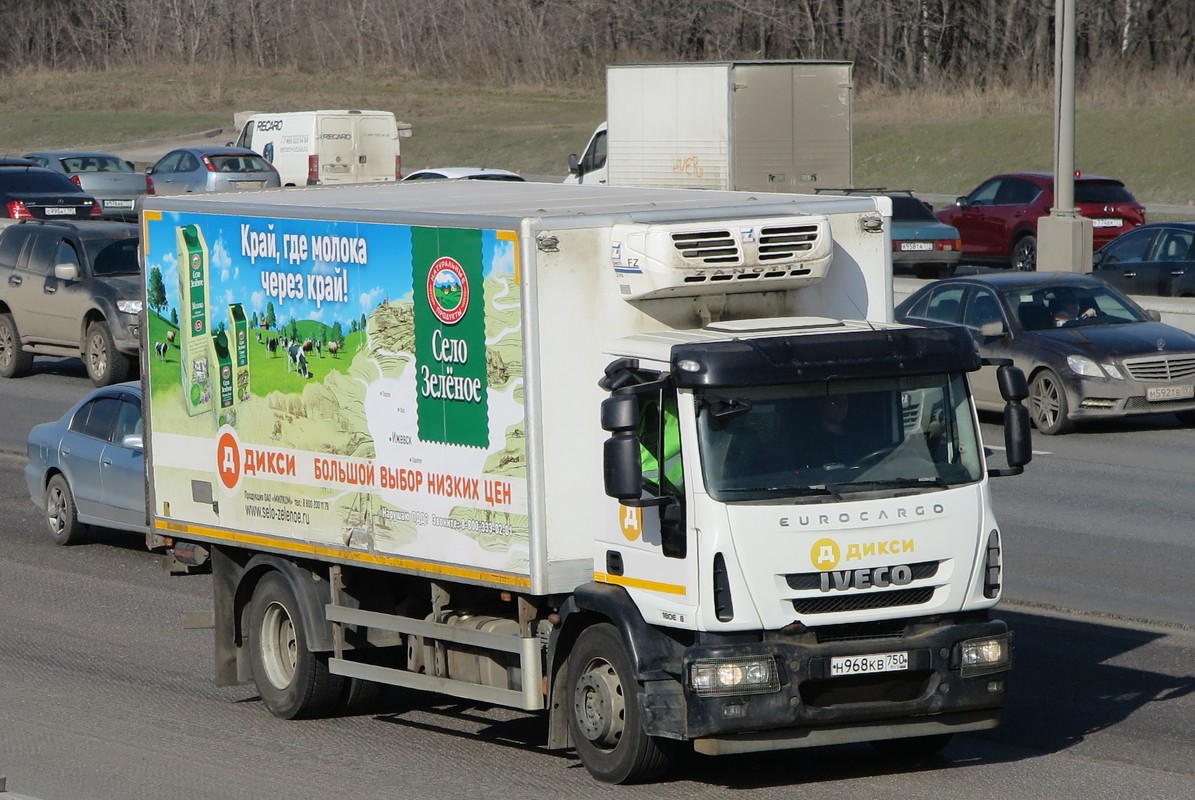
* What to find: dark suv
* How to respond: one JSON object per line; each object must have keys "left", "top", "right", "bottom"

{"left": 0, "top": 220, "right": 141, "bottom": 385}
{"left": 0, "top": 163, "right": 102, "bottom": 221}
{"left": 935, "top": 172, "right": 1146, "bottom": 271}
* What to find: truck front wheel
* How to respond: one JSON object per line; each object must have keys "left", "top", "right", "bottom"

{"left": 566, "top": 623, "right": 675, "bottom": 784}
{"left": 247, "top": 572, "right": 345, "bottom": 719}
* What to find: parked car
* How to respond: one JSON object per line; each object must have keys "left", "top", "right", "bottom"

{"left": 25, "top": 381, "right": 145, "bottom": 545}
{"left": 402, "top": 167, "right": 525, "bottom": 182}
{"left": 1090, "top": 221, "right": 1195, "bottom": 297}
{"left": 146, "top": 146, "right": 280, "bottom": 195}
{"left": 894, "top": 272, "right": 1195, "bottom": 434}
{"left": 23, "top": 150, "right": 152, "bottom": 221}
{"left": 0, "top": 220, "right": 142, "bottom": 386}
{"left": 0, "top": 163, "right": 102, "bottom": 222}
{"left": 935, "top": 172, "right": 1146, "bottom": 271}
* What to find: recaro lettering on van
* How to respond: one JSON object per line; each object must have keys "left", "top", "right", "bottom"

{"left": 256, "top": 119, "right": 284, "bottom": 132}
{"left": 321, "top": 133, "right": 352, "bottom": 140}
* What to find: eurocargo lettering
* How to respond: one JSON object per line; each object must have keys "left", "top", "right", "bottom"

{"left": 140, "top": 181, "right": 1032, "bottom": 784}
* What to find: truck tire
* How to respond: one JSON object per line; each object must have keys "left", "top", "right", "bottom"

{"left": 45, "top": 474, "right": 88, "bottom": 545}
{"left": 0, "top": 312, "right": 33, "bottom": 378}
{"left": 247, "top": 572, "right": 346, "bottom": 719}
{"left": 566, "top": 623, "right": 676, "bottom": 784}
{"left": 84, "top": 320, "right": 131, "bottom": 387}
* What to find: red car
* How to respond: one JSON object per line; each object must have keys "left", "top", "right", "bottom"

{"left": 935, "top": 172, "right": 1146, "bottom": 271}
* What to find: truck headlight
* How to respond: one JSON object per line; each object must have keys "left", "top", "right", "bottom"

{"left": 117, "top": 299, "right": 144, "bottom": 315}
{"left": 959, "top": 633, "right": 1012, "bottom": 677}
{"left": 690, "top": 656, "right": 779, "bottom": 697}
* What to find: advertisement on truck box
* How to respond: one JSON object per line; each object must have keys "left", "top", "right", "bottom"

{"left": 142, "top": 210, "right": 530, "bottom": 581}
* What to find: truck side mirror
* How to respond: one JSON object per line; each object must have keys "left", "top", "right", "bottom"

{"left": 603, "top": 434, "right": 643, "bottom": 501}
{"left": 996, "top": 364, "right": 1028, "bottom": 402}
{"left": 991, "top": 364, "right": 1031, "bottom": 476}
{"left": 567, "top": 153, "right": 581, "bottom": 176}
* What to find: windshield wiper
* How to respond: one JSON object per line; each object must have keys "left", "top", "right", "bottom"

{"left": 827, "top": 477, "right": 949, "bottom": 494}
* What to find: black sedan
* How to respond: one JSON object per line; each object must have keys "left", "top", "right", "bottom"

{"left": 0, "top": 163, "right": 103, "bottom": 221}
{"left": 1090, "top": 221, "right": 1195, "bottom": 297}
{"left": 895, "top": 272, "right": 1195, "bottom": 434}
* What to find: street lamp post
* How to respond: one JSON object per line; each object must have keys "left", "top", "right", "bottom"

{"left": 1038, "top": 0, "right": 1093, "bottom": 273}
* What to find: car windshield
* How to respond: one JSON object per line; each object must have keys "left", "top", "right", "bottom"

{"left": 83, "top": 237, "right": 140, "bottom": 276}
{"left": 890, "top": 195, "right": 937, "bottom": 221}
{"left": 207, "top": 154, "right": 273, "bottom": 173}
{"left": 696, "top": 374, "right": 984, "bottom": 503}
{"left": 1005, "top": 283, "right": 1147, "bottom": 331}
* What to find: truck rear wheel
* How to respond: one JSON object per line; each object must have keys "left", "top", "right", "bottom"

{"left": 566, "top": 623, "right": 675, "bottom": 784}
{"left": 247, "top": 572, "right": 345, "bottom": 719}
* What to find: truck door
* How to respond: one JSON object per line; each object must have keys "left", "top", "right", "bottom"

{"left": 316, "top": 114, "right": 355, "bottom": 183}
{"left": 355, "top": 114, "right": 397, "bottom": 182}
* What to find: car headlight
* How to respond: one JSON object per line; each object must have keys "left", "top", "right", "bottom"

{"left": 1067, "top": 355, "right": 1117, "bottom": 379}
{"left": 117, "top": 299, "right": 144, "bottom": 315}
{"left": 690, "top": 656, "right": 780, "bottom": 697}
{"left": 959, "top": 633, "right": 1012, "bottom": 677}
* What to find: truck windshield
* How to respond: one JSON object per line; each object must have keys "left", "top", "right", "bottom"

{"left": 696, "top": 373, "right": 983, "bottom": 503}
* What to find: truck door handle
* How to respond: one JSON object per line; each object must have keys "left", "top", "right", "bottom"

{"left": 8, "top": 275, "right": 20, "bottom": 286}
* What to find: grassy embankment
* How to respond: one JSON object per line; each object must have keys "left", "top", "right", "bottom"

{"left": 2, "top": 68, "right": 1193, "bottom": 209}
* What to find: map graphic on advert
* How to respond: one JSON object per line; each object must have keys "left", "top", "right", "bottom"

{"left": 142, "top": 212, "right": 529, "bottom": 579}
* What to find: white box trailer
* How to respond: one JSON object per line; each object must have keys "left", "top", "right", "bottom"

{"left": 233, "top": 110, "right": 413, "bottom": 186}
{"left": 567, "top": 61, "right": 854, "bottom": 193}
{"left": 140, "top": 181, "right": 1030, "bottom": 784}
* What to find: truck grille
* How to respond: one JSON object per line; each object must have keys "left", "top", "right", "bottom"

{"left": 669, "top": 222, "right": 824, "bottom": 266}
{"left": 784, "top": 560, "right": 940, "bottom": 591}
{"left": 1123, "top": 353, "right": 1195, "bottom": 381}
{"left": 758, "top": 223, "right": 823, "bottom": 261}
{"left": 670, "top": 229, "right": 739, "bottom": 264}
{"left": 792, "top": 587, "right": 934, "bottom": 615}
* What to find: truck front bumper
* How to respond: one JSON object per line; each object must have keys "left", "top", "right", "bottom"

{"left": 638, "top": 616, "right": 1010, "bottom": 754}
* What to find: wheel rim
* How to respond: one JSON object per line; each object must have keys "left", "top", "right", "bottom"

{"left": 572, "top": 656, "right": 627, "bottom": 751}
{"left": 259, "top": 601, "right": 298, "bottom": 690}
{"left": 87, "top": 332, "right": 109, "bottom": 380}
{"left": 1031, "top": 375, "right": 1062, "bottom": 430}
{"left": 46, "top": 484, "right": 66, "bottom": 535}
{"left": 0, "top": 324, "right": 13, "bottom": 368}
{"left": 1014, "top": 241, "right": 1036, "bottom": 271}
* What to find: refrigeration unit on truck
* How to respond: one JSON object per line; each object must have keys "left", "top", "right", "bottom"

{"left": 140, "top": 181, "right": 1031, "bottom": 784}
{"left": 566, "top": 60, "right": 854, "bottom": 193}
{"left": 232, "top": 110, "right": 413, "bottom": 186}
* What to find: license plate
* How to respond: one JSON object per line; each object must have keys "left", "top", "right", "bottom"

{"left": 43, "top": 207, "right": 75, "bottom": 216}
{"left": 104, "top": 200, "right": 135, "bottom": 209}
{"left": 830, "top": 651, "right": 909, "bottom": 677}
{"left": 900, "top": 242, "right": 934, "bottom": 251}
{"left": 234, "top": 181, "right": 265, "bottom": 189}
{"left": 1092, "top": 218, "right": 1123, "bottom": 228}
{"left": 1146, "top": 385, "right": 1194, "bottom": 402}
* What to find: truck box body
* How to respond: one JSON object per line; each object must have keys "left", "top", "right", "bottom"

{"left": 140, "top": 181, "right": 1023, "bottom": 783}
{"left": 233, "top": 110, "right": 412, "bottom": 187}
{"left": 142, "top": 182, "right": 888, "bottom": 594}
{"left": 568, "top": 61, "right": 853, "bottom": 193}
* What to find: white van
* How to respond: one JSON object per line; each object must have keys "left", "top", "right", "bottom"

{"left": 233, "top": 110, "right": 413, "bottom": 186}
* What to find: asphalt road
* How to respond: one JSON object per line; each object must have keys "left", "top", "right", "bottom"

{"left": 1, "top": 374, "right": 1193, "bottom": 798}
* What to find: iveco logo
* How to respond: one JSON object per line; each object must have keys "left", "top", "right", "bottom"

{"left": 819, "top": 564, "right": 914, "bottom": 592}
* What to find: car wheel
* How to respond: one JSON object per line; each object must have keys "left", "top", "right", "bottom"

{"left": 45, "top": 474, "right": 88, "bottom": 545}
{"left": 84, "top": 321, "right": 131, "bottom": 387}
{"left": 1011, "top": 235, "right": 1037, "bottom": 271}
{"left": 0, "top": 312, "right": 33, "bottom": 378}
{"left": 567, "top": 623, "right": 678, "bottom": 784}
{"left": 1029, "top": 369, "right": 1073, "bottom": 435}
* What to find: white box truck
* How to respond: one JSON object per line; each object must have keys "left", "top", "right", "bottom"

{"left": 232, "top": 110, "right": 413, "bottom": 186}
{"left": 567, "top": 61, "right": 853, "bottom": 193}
{"left": 140, "top": 181, "right": 1030, "bottom": 784}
